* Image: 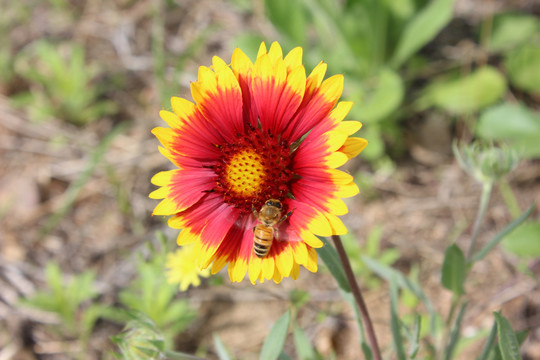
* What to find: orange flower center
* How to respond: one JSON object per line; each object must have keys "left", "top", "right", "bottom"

{"left": 213, "top": 128, "right": 294, "bottom": 214}
{"left": 225, "top": 149, "right": 265, "bottom": 197}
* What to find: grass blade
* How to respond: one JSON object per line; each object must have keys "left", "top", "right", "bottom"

{"left": 317, "top": 237, "right": 350, "bottom": 292}
{"left": 478, "top": 319, "right": 498, "bottom": 360}
{"left": 260, "top": 310, "right": 291, "bottom": 360}
{"left": 213, "top": 333, "right": 233, "bottom": 360}
{"left": 361, "top": 256, "right": 435, "bottom": 319}
{"left": 444, "top": 301, "right": 468, "bottom": 360}
{"left": 390, "top": 276, "right": 407, "bottom": 360}
{"left": 390, "top": 0, "right": 456, "bottom": 67}
{"left": 472, "top": 204, "right": 535, "bottom": 263}
{"left": 293, "top": 325, "right": 316, "bottom": 360}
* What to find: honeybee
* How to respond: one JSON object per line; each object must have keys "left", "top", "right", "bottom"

{"left": 252, "top": 199, "right": 292, "bottom": 258}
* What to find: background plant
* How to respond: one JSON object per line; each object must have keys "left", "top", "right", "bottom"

{"left": 1, "top": 0, "right": 539, "bottom": 359}
{"left": 13, "top": 41, "right": 117, "bottom": 125}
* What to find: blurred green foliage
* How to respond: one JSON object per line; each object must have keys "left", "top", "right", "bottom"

{"left": 112, "top": 310, "right": 203, "bottom": 360}
{"left": 342, "top": 225, "right": 400, "bottom": 289}
{"left": 13, "top": 41, "right": 117, "bottom": 125}
{"left": 119, "top": 236, "right": 197, "bottom": 348}
{"left": 419, "top": 67, "right": 507, "bottom": 115}
{"left": 236, "top": 0, "right": 457, "bottom": 161}
{"left": 20, "top": 262, "right": 99, "bottom": 336}
{"left": 231, "top": 0, "right": 540, "bottom": 163}
{"left": 19, "top": 261, "right": 123, "bottom": 356}
{"left": 502, "top": 222, "right": 540, "bottom": 259}
{"left": 476, "top": 104, "right": 540, "bottom": 158}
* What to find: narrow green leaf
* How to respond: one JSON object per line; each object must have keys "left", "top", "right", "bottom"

{"left": 317, "top": 238, "right": 350, "bottom": 292}
{"left": 293, "top": 326, "right": 316, "bottom": 360}
{"left": 478, "top": 319, "right": 498, "bottom": 360}
{"left": 163, "top": 350, "right": 207, "bottom": 360}
{"left": 472, "top": 204, "right": 535, "bottom": 263}
{"left": 493, "top": 312, "right": 522, "bottom": 360}
{"left": 341, "top": 290, "right": 370, "bottom": 357}
{"left": 444, "top": 301, "right": 467, "bottom": 360}
{"left": 213, "top": 333, "right": 232, "bottom": 360}
{"left": 361, "top": 342, "right": 373, "bottom": 360}
{"left": 441, "top": 244, "right": 466, "bottom": 296}
{"left": 390, "top": 0, "right": 456, "bottom": 67}
{"left": 278, "top": 351, "right": 293, "bottom": 360}
{"left": 390, "top": 276, "right": 407, "bottom": 360}
{"left": 408, "top": 315, "right": 421, "bottom": 359}
{"left": 260, "top": 310, "right": 291, "bottom": 360}
{"left": 360, "top": 256, "right": 435, "bottom": 319}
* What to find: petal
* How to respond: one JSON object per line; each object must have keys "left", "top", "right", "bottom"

{"left": 335, "top": 182, "right": 360, "bottom": 198}
{"left": 251, "top": 53, "right": 305, "bottom": 135}
{"left": 152, "top": 168, "right": 215, "bottom": 215}
{"left": 262, "top": 256, "right": 275, "bottom": 280}
{"left": 291, "top": 262, "right": 301, "bottom": 280}
{"left": 273, "top": 266, "right": 283, "bottom": 283}
{"left": 292, "top": 241, "right": 309, "bottom": 265}
{"left": 248, "top": 257, "right": 263, "bottom": 284}
{"left": 325, "top": 213, "right": 348, "bottom": 235}
{"left": 211, "top": 255, "right": 228, "bottom": 274}
{"left": 177, "top": 228, "right": 199, "bottom": 245}
{"left": 268, "top": 41, "right": 283, "bottom": 66}
{"left": 231, "top": 48, "right": 257, "bottom": 127}
{"left": 305, "top": 247, "right": 318, "bottom": 272}
{"left": 256, "top": 42, "right": 268, "bottom": 59}
{"left": 233, "top": 258, "right": 248, "bottom": 282}
{"left": 335, "top": 120, "right": 363, "bottom": 135}
{"left": 289, "top": 200, "right": 333, "bottom": 237}
{"left": 326, "top": 152, "right": 349, "bottom": 168}
{"left": 151, "top": 170, "right": 175, "bottom": 186}
{"left": 283, "top": 47, "right": 303, "bottom": 72}
{"left": 283, "top": 75, "right": 343, "bottom": 141}
{"left": 300, "top": 230, "right": 324, "bottom": 248}
{"left": 190, "top": 63, "right": 243, "bottom": 141}
{"left": 340, "top": 137, "right": 368, "bottom": 159}
{"left": 275, "top": 243, "right": 294, "bottom": 277}
{"left": 326, "top": 198, "right": 349, "bottom": 216}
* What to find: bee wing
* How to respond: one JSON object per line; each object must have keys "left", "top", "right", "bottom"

{"left": 275, "top": 222, "right": 302, "bottom": 242}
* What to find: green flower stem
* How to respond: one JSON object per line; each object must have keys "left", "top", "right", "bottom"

{"left": 331, "top": 235, "right": 382, "bottom": 360}
{"left": 439, "top": 180, "right": 495, "bottom": 359}
{"left": 438, "top": 295, "right": 460, "bottom": 360}
{"left": 466, "top": 182, "right": 493, "bottom": 261}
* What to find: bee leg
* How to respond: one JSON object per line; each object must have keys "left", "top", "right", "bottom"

{"left": 252, "top": 205, "right": 258, "bottom": 219}
{"left": 277, "top": 209, "right": 294, "bottom": 225}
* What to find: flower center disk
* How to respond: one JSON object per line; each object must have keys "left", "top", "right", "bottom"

{"left": 214, "top": 128, "right": 293, "bottom": 213}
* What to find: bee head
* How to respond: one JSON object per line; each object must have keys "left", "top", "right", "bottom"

{"left": 265, "top": 199, "right": 282, "bottom": 209}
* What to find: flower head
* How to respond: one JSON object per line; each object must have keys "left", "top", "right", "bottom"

{"left": 150, "top": 42, "right": 367, "bottom": 284}
{"left": 453, "top": 141, "right": 520, "bottom": 184}
{"left": 166, "top": 245, "right": 211, "bottom": 291}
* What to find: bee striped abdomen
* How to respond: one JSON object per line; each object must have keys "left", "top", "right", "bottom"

{"left": 253, "top": 225, "right": 274, "bottom": 258}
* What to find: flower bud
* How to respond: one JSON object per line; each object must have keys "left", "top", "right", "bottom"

{"left": 452, "top": 141, "right": 520, "bottom": 184}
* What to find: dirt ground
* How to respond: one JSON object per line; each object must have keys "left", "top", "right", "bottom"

{"left": 1, "top": 0, "right": 539, "bottom": 359}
